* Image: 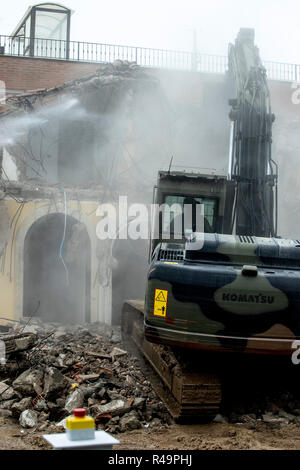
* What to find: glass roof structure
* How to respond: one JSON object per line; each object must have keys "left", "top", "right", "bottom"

{"left": 11, "top": 3, "right": 72, "bottom": 58}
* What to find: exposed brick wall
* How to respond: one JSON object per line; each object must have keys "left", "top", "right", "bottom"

{"left": 0, "top": 56, "right": 101, "bottom": 93}
{"left": 0, "top": 55, "right": 296, "bottom": 120}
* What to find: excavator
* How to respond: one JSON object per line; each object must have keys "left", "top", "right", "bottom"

{"left": 122, "top": 28, "right": 300, "bottom": 420}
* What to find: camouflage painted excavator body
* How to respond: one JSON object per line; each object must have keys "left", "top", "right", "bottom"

{"left": 145, "top": 233, "right": 300, "bottom": 355}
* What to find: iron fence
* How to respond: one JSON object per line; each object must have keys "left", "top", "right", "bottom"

{"left": 0, "top": 34, "right": 299, "bottom": 82}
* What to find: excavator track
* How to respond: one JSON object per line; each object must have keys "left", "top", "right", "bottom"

{"left": 122, "top": 300, "right": 222, "bottom": 421}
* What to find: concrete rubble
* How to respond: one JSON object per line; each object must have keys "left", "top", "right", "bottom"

{"left": 0, "top": 320, "right": 171, "bottom": 433}
{"left": 19, "top": 409, "right": 38, "bottom": 428}
{"left": 2, "top": 319, "right": 300, "bottom": 433}
{"left": 224, "top": 394, "right": 300, "bottom": 429}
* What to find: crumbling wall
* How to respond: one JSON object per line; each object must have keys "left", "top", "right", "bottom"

{"left": 1, "top": 62, "right": 300, "bottom": 326}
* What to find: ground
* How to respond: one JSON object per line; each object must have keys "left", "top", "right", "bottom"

{"left": 2, "top": 321, "right": 300, "bottom": 451}
{"left": 1, "top": 417, "right": 300, "bottom": 450}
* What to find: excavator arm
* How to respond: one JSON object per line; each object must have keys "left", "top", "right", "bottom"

{"left": 227, "top": 28, "right": 277, "bottom": 237}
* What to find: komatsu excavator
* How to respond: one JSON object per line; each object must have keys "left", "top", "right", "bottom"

{"left": 122, "top": 29, "right": 300, "bottom": 420}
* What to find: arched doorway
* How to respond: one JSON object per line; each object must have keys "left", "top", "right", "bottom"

{"left": 23, "top": 213, "right": 91, "bottom": 323}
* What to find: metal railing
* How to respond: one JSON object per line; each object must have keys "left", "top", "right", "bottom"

{"left": 0, "top": 34, "right": 299, "bottom": 82}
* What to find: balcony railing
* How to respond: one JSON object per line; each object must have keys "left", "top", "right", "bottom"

{"left": 0, "top": 34, "right": 299, "bottom": 82}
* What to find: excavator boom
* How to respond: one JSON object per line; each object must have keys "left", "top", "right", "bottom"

{"left": 227, "top": 28, "right": 277, "bottom": 237}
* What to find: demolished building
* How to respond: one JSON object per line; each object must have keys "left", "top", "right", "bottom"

{"left": 1, "top": 17, "right": 300, "bottom": 328}
{"left": 0, "top": 61, "right": 161, "bottom": 325}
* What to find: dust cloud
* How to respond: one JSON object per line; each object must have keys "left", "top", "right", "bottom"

{"left": 1, "top": 57, "right": 299, "bottom": 324}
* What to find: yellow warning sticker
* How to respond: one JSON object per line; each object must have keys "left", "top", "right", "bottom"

{"left": 153, "top": 289, "right": 168, "bottom": 317}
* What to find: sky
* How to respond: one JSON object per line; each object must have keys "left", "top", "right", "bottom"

{"left": 0, "top": 0, "right": 300, "bottom": 64}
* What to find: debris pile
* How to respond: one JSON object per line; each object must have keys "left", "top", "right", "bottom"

{"left": 2, "top": 320, "right": 300, "bottom": 433}
{"left": 223, "top": 395, "right": 300, "bottom": 429}
{"left": 217, "top": 355, "right": 300, "bottom": 429}
{"left": 0, "top": 321, "right": 171, "bottom": 433}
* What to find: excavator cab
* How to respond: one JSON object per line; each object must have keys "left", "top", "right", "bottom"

{"left": 150, "top": 170, "right": 228, "bottom": 257}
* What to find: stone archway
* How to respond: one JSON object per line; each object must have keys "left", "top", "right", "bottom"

{"left": 23, "top": 213, "right": 91, "bottom": 323}
{"left": 14, "top": 203, "right": 112, "bottom": 324}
